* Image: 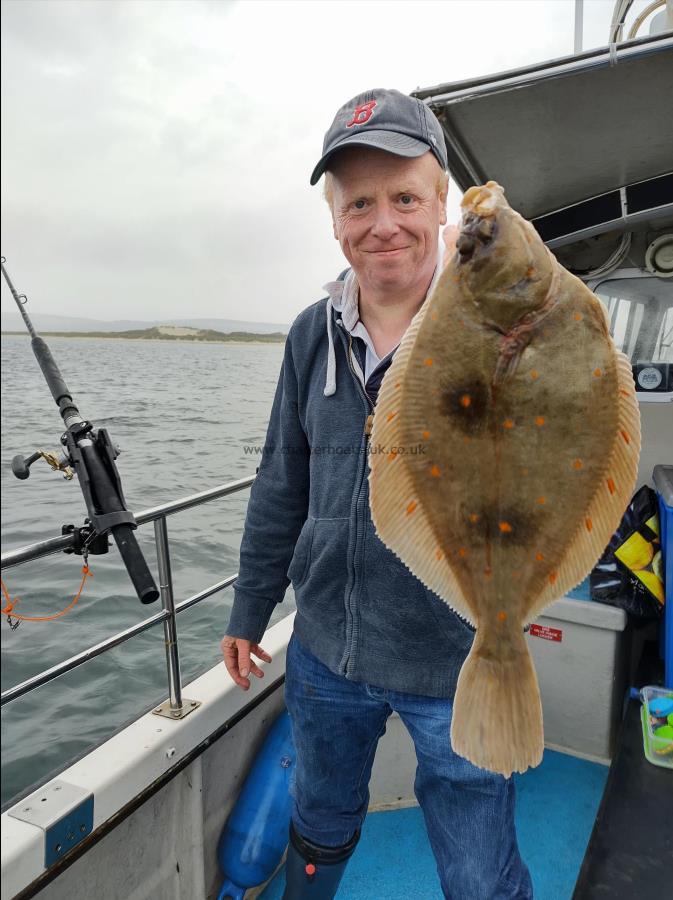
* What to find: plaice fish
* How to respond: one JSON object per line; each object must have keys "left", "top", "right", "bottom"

{"left": 368, "top": 181, "right": 640, "bottom": 777}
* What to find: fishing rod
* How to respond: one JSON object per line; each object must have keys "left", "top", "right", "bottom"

{"left": 1, "top": 258, "right": 159, "bottom": 605}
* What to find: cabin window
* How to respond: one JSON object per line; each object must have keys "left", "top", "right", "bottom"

{"left": 595, "top": 277, "right": 673, "bottom": 365}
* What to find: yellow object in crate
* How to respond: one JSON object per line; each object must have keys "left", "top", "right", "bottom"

{"left": 639, "top": 686, "right": 673, "bottom": 769}
{"left": 614, "top": 514, "right": 665, "bottom": 605}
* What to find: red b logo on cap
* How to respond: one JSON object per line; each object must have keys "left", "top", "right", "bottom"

{"left": 346, "top": 101, "right": 377, "bottom": 128}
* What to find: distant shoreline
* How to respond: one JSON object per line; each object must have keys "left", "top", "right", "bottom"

{"left": 1, "top": 330, "right": 286, "bottom": 345}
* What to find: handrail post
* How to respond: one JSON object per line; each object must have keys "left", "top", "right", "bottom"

{"left": 154, "top": 515, "right": 184, "bottom": 714}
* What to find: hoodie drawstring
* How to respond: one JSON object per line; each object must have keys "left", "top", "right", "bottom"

{"left": 324, "top": 296, "right": 337, "bottom": 396}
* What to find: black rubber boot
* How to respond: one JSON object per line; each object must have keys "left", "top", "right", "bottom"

{"left": 281, "top": 820, "right": 360, "bottom": 899}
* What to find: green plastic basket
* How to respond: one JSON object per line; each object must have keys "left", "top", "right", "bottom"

{"left": 639, "top": 686, "right": 673, "bottom": 769}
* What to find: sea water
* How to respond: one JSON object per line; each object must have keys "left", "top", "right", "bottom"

{"left": 0, "top": 335, "right": 290, "bottom": 807}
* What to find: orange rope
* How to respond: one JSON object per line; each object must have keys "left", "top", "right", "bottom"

{"left": 1, "top": 564, "right": 92, "bottom": 625}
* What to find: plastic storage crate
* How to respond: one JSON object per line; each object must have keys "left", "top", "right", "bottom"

{"left": 639, "top": 685, "right": 673, "bottom": 769}
{"left": 526, "top": 597, "right": 630, "bottom": 762}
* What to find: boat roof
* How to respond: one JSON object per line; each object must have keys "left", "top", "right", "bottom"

{"left": 413, "top": 34, "right": 673, "bottom": 222}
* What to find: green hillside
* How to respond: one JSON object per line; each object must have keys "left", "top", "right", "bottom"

{"left": 2, "top": 326, "right": 286, "bottom": 342}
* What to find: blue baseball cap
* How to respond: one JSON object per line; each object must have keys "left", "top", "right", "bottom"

{"left": 310, "top": 88, "right": 448, "bottom": 186}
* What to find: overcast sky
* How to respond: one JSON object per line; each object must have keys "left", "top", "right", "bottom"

{"left": 0, "top": 0, "right": 655, "bottom": 325}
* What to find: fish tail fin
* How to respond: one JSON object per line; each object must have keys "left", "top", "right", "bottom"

{"left": 450, "top": 628, "right": 543, "bottom": 777}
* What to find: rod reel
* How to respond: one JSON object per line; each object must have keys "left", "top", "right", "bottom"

{"left": 12, "top": 449, "right": 74, "bottom": 480}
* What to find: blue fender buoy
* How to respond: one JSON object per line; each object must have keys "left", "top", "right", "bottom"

{"left": 217, "top": 709, "right": 295, "bottom": 900}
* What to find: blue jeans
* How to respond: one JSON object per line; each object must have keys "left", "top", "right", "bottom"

{"left": 284, "top": 632, "right": 533, "bottom": 899}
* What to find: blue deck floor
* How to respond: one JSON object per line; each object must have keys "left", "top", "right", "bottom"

{"left": 260, "top": 749, "right": 608, "bottom": 899}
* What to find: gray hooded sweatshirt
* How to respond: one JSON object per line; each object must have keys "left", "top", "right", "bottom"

{"left": 225, "top": 270, "right": 475, "bottom": 698}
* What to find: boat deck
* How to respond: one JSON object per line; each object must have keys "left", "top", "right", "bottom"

{"left": 260, "top": 749, "right": 608, "bottom": 899}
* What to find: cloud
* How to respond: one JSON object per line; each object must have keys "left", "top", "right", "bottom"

{"left": 1, "top": 0, "right": 634, "bottom": 321}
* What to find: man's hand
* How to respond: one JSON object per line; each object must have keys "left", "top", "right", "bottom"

{"left": 221, "top": 635, "right": 272, "bottom": 691}
{"left": 442, "top": 223, "right": 460, "bottom": 267}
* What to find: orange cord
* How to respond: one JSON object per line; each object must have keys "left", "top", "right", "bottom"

{"left": 1, "top": 564, "right": 92, "bottom": 625}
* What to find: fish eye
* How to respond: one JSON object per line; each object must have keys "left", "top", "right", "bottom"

{"left": 353, "top": 199, "right": 367, "bottom": 210}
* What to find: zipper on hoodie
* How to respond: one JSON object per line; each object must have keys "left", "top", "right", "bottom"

{"left": 347, "top": 332, "right": 375, "bottom": 417}
{"left": 339, "top": 329, "right": 374, "bottom": 678}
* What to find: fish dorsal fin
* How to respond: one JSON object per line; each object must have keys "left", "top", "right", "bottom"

{"left": 527, "top": 349, "right": 641, "bottom": 618}
{"left": 368, "top": 294, "right": 477, "bottom": 626}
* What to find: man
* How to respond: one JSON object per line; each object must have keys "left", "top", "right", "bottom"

{"left": 221, "top": 89, "right": 533, "bottom": 899}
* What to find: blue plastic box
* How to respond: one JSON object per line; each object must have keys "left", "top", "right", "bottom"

{"left": 653, "top": 466, "right": 672, "bottom": 688}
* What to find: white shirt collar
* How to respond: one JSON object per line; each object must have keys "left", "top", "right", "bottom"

{"left": 321, "top": 250, "right": 443, "bottom": 391}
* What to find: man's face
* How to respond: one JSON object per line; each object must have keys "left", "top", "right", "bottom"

{"left": 329, "top": 147, "right": 447, "bottom": 296}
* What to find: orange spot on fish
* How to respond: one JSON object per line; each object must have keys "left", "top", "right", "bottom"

{"left": 620, "top": 430, "right": 630, "bottom": 444}
{"left": 484, "top": 566, "right": 493, "bottom": 578}
{"left": 607, "top": 477, "right": 616, "bottom": 494}
{"left": 525, "top": 267, "right": 535, "bottom": 278}
{"left": 469, "top": 513, "right": 480, "bottom": 523}
{"left": 593, "top": 368, "right": 602, "bottom": 378}
{"left": 435, "top": 548, "right": 444, "bottom": 560}
{"left": 460, "top": 394, "right": 472, "bottom": 408}
{"left": 574, "top": 312, "right": 583, "bottom": 322}
{"left": 430, "top": 465, "right": 441, "bottom": 477}
{"left": 573, "top": 459, "right": 583, "bottom": 470}
{"left": 424, "top": 358, "right": 433, "bottom": 366}
{"left": 585, "top": 517, "right": 593, "bottom": 532}
{"left": 619, "top": 388, "right": 630, "bottom": 397}
{"left": 536, "top": 496, "right": 546, "bottom": 505}
{"left": 387, "top": 450, "right": 398, "bottom": 462}
{"left": 499, "top": 521, "right": 513, "bottom": 533}
{"left": 387, "top": 412, "right": 397, "bottom": 422}
{"left": 458, "top": 547, "right": 468, "bottom": 558}
{"left": 535, "top": 416, "right": 545, "bottom": 427}
{"left": 530, "top": 370, "right": 539, "bottom": 380}
{"left": 430, "top": 311, "right": 438, "bottom": 321}
{"left": 395, "top": 382, "right": 401, "bottom": 389}
{"left": 549, "top": 572, "right": 558, "bottom": 585}
{"left": 422, "top": 430, "right": 430, "bottom": 439}
{"left": 503, "top": 419, "right": 514, "bottom": 429}
{"left": 406, "top": 501, "right": 417, "bottom": 515}
{"left": 497, "top": 610, "right": 508, "bottom": 622}
{"left": 535, "top": 552, "right": 545, "bottom": 562}
{"left": 463, "top": 436, "right": 471, "bottom": 444}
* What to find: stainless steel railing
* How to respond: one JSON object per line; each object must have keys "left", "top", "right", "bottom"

{"left": 0, "top": 475, "right": 255, "bottom": 708}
